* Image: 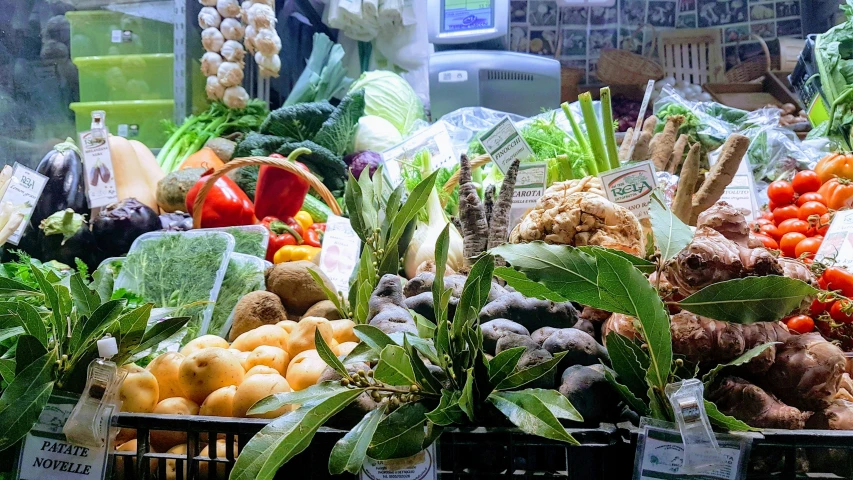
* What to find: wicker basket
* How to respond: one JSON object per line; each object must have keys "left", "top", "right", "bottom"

{"left": 597, "top": 26, "right": 663, "bottom": 85}
{"left": 442, "top": 154, "right": 492, "bottom": 196}
{"left": 191, "top": 154, "right": 342, "bottom": 229}
{"left": 725, "top": 34, "right": 772, "bottom": 83}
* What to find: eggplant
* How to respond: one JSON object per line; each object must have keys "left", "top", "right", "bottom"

{"left": 38, "top": 209, "right": 97, "bottom": 270}
{"left": 32, "top": 139, "right": 88, "bottom": 228}
{"left": 159, "top": 211, "right": 193, "bottom": 232}
{"left": 92, "top": 198, "right": 161, "bottom": 258}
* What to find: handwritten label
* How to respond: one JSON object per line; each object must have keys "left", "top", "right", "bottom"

{"left": 478, "top": 117, "right": 535, "bottom": 175}
{"left": 360, "top": 444, "right": 437, "bottom": 480}
{"left": 815, "top": 209, "right": 853, "bottom": 265}
{"left": 633, "top": 425, "right": 749, "bottom": 480}
{"left": 599, "top": 160, "right": 657, "bottom": 220}
{"left": 510, "top": 162, "right": 547, "bottom": 230}
{"left": 319, "top": 215, "right": 361, "bottom": 297}
{"left": 79, "top": 129, "right": 119, "bottom": 209}
{"left": 17, "top": 393, "right": 111, "bottom": 480}
{"left": 0, "top": 163, "right": 48, "bottom": 245}
{"left": 382, "top": 122, "right": 457, "bottom": 185}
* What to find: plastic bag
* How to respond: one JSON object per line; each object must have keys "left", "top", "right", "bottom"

{"left": 653, "top": 86, "right": 742, "bottom": 152}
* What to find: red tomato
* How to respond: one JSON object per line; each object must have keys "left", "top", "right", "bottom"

{"left": 795, "top": 237, "right": 823, "bottom": 259}
{"left": 822, "top": 267, "right": 853, "bottom": 297}
{"left": 759, "top": 223, "right": 780, "bottom": 239}
{"left": 796, "top": 192, "right": 826, "bottom": 206}
{"left": 798, "top": 201, "right": 829, "bottom": 222}
{"left": 811, "top": 298, "right": 831, "bottom": 316}
{"left": 780, "top": 232, "right": 807, "bottom": 257}
{"left": 818, "top": 275, "right": 829, "bottom": 290}
{"left": 792, "top": 170, "right": 823, "bottom": 194}
{"left": 754, "top": 218, "right": 772, "bottom": 227}
{"left": 767, "top": 200, "right": 779, "bottom": 213}
{"left": 830, "top": 300, "right": 853, "bottom": 324}
{"left": 761, "top": 210, "right": 774, "bottom": 221}
{"left": 768, "top": 180, "right": 796, "bottom": 205}
{"left": 777, "top": 218, "right": 809, "bottom": 236}
{"left": 786, "top": 315, "right": 816, "bottom": 334}
{"left": 753, "top": 234, "right": 779, "bottom": 249}
{"left": 816, "top": 213, "right": 832, "bottom": 236}
{"left": 773, "top": 205, "right": 800, "bottom": 224}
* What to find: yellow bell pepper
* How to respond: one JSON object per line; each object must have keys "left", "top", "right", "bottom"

{"left": 295, "top": 211, "right": 313, "bottom": 233}
{"left": 274, "top": 244, "right": 321, "bottom": 263}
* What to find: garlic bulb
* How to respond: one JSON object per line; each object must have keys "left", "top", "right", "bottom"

{"left": 240, "top": 0, "right": 254, "bottom": 18}
{"left": 201, "top": 27, "right": 224, "bottom": 52}
{"left": 223, "top": 86, "right": 249, "bottom": 109}
{"left": 254, "top": 51, "right": 280, "bottom": 78}
{"left": 198, "top": 0, "right": 216, "bottom": 6}
{"left": 221, "top": 40, "right": 245, "bottom": 63}
{"left": 247, "top": 3, "right": 275, "bottom": 29}
{"left": 217, "top": 61, "right": 244, "bottom": 87}
{"left": 252, "top": 0, "right": 273, "bottom": 6}
{"left": 220, "top": 18, "right": 244, "bottom": 41}
{"left": 244, "top": 24, "right": 257, "bottom": 54}
{"left": 253, "top": 28, "right": 280, "bottom": 56}
{"left": 216, "top": 0, "right": 241, "bottom": 18}
{"left": 205, "top": 75, "right": 225, "bottom": 100}
{"left": 201, "top": 51, "right": 224, "bottom": 76}
{"left": 198, "top": 7, "right": 221, "bottom": 29}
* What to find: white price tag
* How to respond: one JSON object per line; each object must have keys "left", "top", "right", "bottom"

{"left": 360, "top": 444, "right": 437, "bottom": 480}
{"left": 509, "top": 162, "right": 547, "bottom": 230}
{"left": 79, "top": 130, "right": 119, "bottom": 209}
{"left": 598, "top": 160, "right": 657, "bottom": 220}
{"left": 0, "top": 163, "right": 47, "bottom": 245}
{"left": 381, "top": 122, "right": 457, "bottom": 186}
{"left": 319, "top": 215, "right": 361, "bottom": 297}
{"left": 816, "top": 209, "right": 853, "bottom": 265}
{"left": 478, "top": 117, "right": 535, "bottom": 175}
{"left": 634, "top": 425, "right": 750, "bottom": 480}
{"left": 17, "top": 393, "right": 112, "bottom": 480}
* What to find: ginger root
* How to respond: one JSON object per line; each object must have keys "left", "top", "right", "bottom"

{"left": 708, "top": 376, "right": 811, "bottom": 429}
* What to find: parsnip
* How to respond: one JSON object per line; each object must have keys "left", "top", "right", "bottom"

{"left": 672, "top": 143, "right": 700, "bottom": 224}
{"left": 667, "top": 134, "right": 689, "bottom": 173}
{"left": 650, "top": 115, "right": 684, "bottom": 170}
{"left": 691, "top": 134, "right": 749, "bottom": 222}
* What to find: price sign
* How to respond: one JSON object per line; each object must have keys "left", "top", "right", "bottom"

{"left": 79, "top": 128, "right": 118, "bottom": 209}
{"left": 815, "top": 209, "right": 853, "bottom": 265}
{"left": 478, "top": 117, "right": 535, "bottom": 175}
{"left": 360, "top": 444, "right": 437, "bottom": 480}
{"left": 319, "top": 215, "right": 361, "bottom": 297}
{"left": 599, "top": 160, "right": 657, "bottom": 220}
{"left": 633, "top": 425, "right": 751, "bottom": 480}
{"left": 509, "top": 162, "right": 547, "bottom": 230}
{"left": 382, "top": 122, "right": 457, "bottom": 186}
{"left": 0, "top": 163, "right": 48, "bottom": 245}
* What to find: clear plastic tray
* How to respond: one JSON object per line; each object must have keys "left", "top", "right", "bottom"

{"left": 211, "top": 253, "right": 266, "bottom": 339}
{"left": 199, "top": 225, "right": 269, "bottom": 260}
{"left": 114, "top": 230, "right": 234, "bottom": 341}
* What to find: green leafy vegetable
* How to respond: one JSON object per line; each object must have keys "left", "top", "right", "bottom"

{"left": 678, "top": 277, "right": 819, "bottom": 324}
{"left": 314, "top": 90, "right": 366, "bottom": 157}
{"left": 285, "top": 33, "right": 353, "bottom": 105}
{"left": 211, "top": 254, "right": 265, "bottom": 338}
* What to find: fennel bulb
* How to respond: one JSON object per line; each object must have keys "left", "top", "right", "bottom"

{"left": 404, "top": 185, "right": 464, "bottom": 278}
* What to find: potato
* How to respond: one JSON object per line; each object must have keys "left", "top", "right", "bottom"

{"left": 330, "top": 319, "right": 358, "bottom": 343}
{"left": 286, "top": 350, "right": 328, "bottom": 391}
{"left": 265, "top": 261, "right": 334, "bottom": 315}
{"left": 149, "top": 398, "right": 200, "bottom": 451}
{"left": 245, "top": 365, "right": 279, "bottom": 378}
{"left": 119, "top": 365, "right": 159, "bottom": 413}
{"left": 199, "top": 440, "right": 239, "bottom": 480}
{"left": 277, "top": 320, "right": 298, "bottom": 333}
{"left": 287, "top": 317, "right": 337, "bottom": 358}
{"left": 146, "top": 352, "right": 185, "bottom": 401}
{"left": 334, "top": 342, "right": 358, "bottom": 357}
{"left": 232, "top": 373, "right": 293, "bottom": 418}
{"left": 230, "top": 349, "right": 251, "bottom": 369}
{"left": 178, "top": 348, "right": 245, "bottom": 403}
{"left": 164, "top": 444, "right": 188, "bottom": 480}
{"left": 304, "top": 300, "right": 342, "bottom": 320}
{"left": 180, "top": 335, "right": 229, "bottom": 356}
{"left": 229, "top": 291, "right": 287, "bottom": 341}
{"left": 114, "top": 440, "right": 157, "bottom": 479}
{"left": 245, "top": 345, "right": 290, "bottom": 375}
{"left": 200, "top": 385, "right": 237, "bottom": 417}
{"left": 231, "top": 324, "right": 289, "bottom": 352}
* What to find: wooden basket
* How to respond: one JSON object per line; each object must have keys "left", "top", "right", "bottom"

{"left": 597, "top": 26, "right": 663, "bottom": 85}
{"left": 658, "top": 28, "right": 725, "bottom": 84}
{"left": 725, "top": 34, "right": 772, "bottom": 83}
{"left": 191, "top": 155, "right": 342, "bottom": 229}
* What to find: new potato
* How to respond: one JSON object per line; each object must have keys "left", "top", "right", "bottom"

{"left": 287, "top": 317, "right": 337, "bottom": 357}
{"left": 146, "top": 352, "right": 185, "bottom": 401}
{"left": 330, "top": 319, "right": 358, "bottom": 343}
{"left": 119, "top": 365, "right": 159, "bottom": 414}
{"left": 149, "top": 398, "right": 200, "bottom": 451}
{"left": 335, "top": 342, "right": 358, "bottom": 357}
{"left": 200, "top": 385, "right": 237, "bottom": 417}
{"left": 181, "top": 335, "right": 229, "bottom": 356}
{"left": 178, "top": 348, "right": 245, "bottom": 403}
{"left": 114, "top": 440, "right": 157, "bottom": 479}
{"left": 245, "top": 345, "right": 290, "bottom": 375}
{"left": 199, "top": 440, "right": 239, "bottom": 479}
{"left": 286, "top": 350, "right": 328, "bottom": 391}
{"left": 277, "top": 320, "right": 297, "bottom": 333}
{"left": 244, "top": 365, "right": 279, "bottom": 378}
{"left": 164, "top": 444, "right": 188, "bottom": 480}
{"left": 231, "top": 324, "right": 288, "bottom": 352}
{"left": 232, "top": 373, "right": 293, "bottom": 418}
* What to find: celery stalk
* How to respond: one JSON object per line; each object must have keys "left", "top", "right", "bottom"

{"left": 561, "top": 102, "right": 598, "bottom": 176}
{"left": 600, "top": 87, "right": 621, "bottom": 170}
{"left": 578, "top": 93, "right": 609, "bottom": 173}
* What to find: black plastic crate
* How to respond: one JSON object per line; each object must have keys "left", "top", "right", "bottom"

{"left": 111, "top": 413, "right": 626, "bottom": 479}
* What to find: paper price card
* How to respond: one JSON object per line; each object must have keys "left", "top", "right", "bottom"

{"left": 382, "top": 122, "right": 457, "bottom": 186}
{"left": 633, "top": 425, "right": 751, "bottom": 480}
{"left": 509, "top": 162, "right": 547, "bottom": 230}
{"left": 17, "top": 393, "right": 111, "bottom": 480}
{"left": 598, "top": 160, "right": 657, "bottom": 220}
{"left": 79, "top": 129, "right": 119, "bottom": 208}
{"left": 319, "top": 214, "right": 361, "bottom": 297}
{"left": 815, "top": 209, "right": 853, "bottom": 266}
{"left": 0, "top": 163, "right": 48, "bottom": 245}
{"left": 478, "top": 117, "right": 535, "bottom": 175}
{"left": 360, "top": 444, "right": 437, "bottom": 480}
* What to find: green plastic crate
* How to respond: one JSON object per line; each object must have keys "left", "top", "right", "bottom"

{"left": 74, "top": 54, "right": 173, "bottom": 102}
{"left": 66, "top": 10, "right": 173, "bottom": 58}
{"left": 69, "top": 100, "right": 173, "bottom": 148}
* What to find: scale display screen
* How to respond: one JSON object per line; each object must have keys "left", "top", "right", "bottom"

{"left": 441, "top": 0, "right": 493, "bottom": 32}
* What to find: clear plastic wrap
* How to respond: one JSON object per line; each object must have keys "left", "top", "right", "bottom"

{"left": 653, "top": 85, "right": 743, "bottom": 153}
{"left": 211, "top": 252, "right": 266, "bottom": 338}
{"left": 202, "top": 225, "right": 269, "bottom": 259}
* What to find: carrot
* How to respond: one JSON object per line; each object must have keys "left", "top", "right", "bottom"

{"left": 458, "top": 154, "right": 489, "bottom": 264}
{"left": 180, "top": 147, "right": 225, "bottom": 171}
{"left": 488, "top": 159, "right": 520, "bottom": 254}
{"left": 672, "top": 143, "right": 701, "bottom": 224}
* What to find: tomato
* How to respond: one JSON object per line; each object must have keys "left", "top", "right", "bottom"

{"left": 818, "top": 177, "right": 853, "bottom": 210}
{"left": 794, "top": 237, "right": 823, "bottom": 259}
{"left": 811, "top": 298, "right": 832, "bottom": 316}
{"left": 753, "top": 218, "right": 772, "bottom": 227}
{"left": 815, "top": 152, "right": 853, "bottom": 183}
{"left": 830, "top": 300, "right": 853, "bottom": 324}
{"left": 786, "top": 315, "right": 816, "bottom": 334}
{"left": 773, "top": 205, "right": 800, "bottom": 224}
{"left": 796, "top": 192, "right": 826, "bottom": 206}
{"left": 819, "top": 275, "right": 829, "bottom": 290}
{"left": 817, "top": 212, "right": 832, "bottom": 236}
{"left": 792, "top": 170, "right": 823, "bottom": 194}
{"left": 767, "top": 200, "right": 779, "bottom": 213}
{"left": 759, "top": 223, "right": 780, "bottom": 239}
{"left": 753, "top": 233, "right": 779, "bottom": 249}
{"left": 760, "top": 210, "right": 774, "bottom": 221}
{"left": 777, "top": 218, "right": 809, "bottom": 236}
{"left": 822, "top": 266, "right": 853, "bottom": 297}
{"left": 767, "top": 180, "right": 796, "bottom": 205}
{"left": 780, "top": 232, "right": 807, "bottom": 257}
{"left": 798, "top": 201, "right": 829, "bottom": 222}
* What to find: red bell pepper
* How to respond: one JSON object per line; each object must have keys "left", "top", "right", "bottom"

{"left": 254, "top": 151, "right": 311, "bottom": 220}
{"left": 261, "top": 216, "right": 304, "bottom": 262}
{"left": 304, "top": 223, "right": 325, "bottom": 247}
{"left": 186, "top": 168, "right": 255, "bottom": 228}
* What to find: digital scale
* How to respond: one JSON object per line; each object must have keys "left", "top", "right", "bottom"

{"left": 427, "top": 0, "right": 561, "bottom": 118}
